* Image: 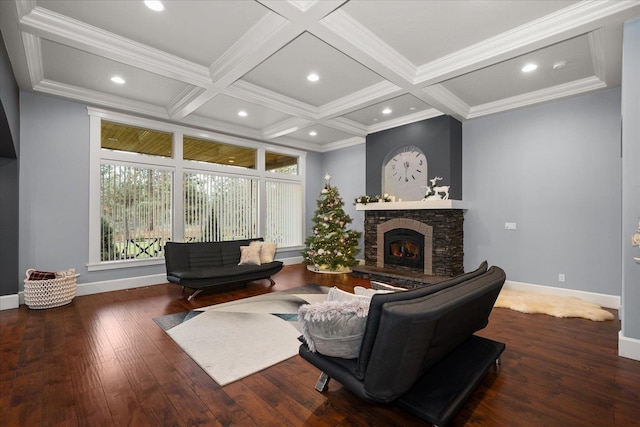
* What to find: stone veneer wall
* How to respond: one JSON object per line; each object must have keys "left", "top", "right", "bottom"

{"left": 364, "top": 209, "right": 464, "bottom": 277}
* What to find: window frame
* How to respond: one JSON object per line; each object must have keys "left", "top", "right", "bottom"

{"left": 87, "top": 108, "right": 306, "bottom": 271}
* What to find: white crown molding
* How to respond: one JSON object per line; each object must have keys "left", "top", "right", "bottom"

{"left": 266, "top": 134, "right": 326, "bottom": 152}
{"left": 315, "top": 136, "right": 365, "bottom": 153}
{"left": 420, "top": 85, "right": 471, "bottom": 119}
{"left": 226, "top": 80, "right": 318, "bottom": 119}
{"left": 15, "top": 0, "right": 36, "bottom": 19}
{"left": 589, "top": 28, "right": 607, "bottom": 83}
{"left": 317, "top": 80, "right": 403, "bottom": 119}
{"left": 20, "top": 6, "right": 213, "bottom": 87}
{"left": 367, "top": 108, "right": 444, "bottom": 134}
{"left": 260, "top": 0, "right": 344, "bottom": 19}
{"left": 414, "top": 0, "right": 640, "bottom": 86}
{"left": 36, "top": 79, "right": 169, "bottom": 118}
{"left": 467, "top": 76, "right": 607, "bottom": 119}
{"left": 180, "top": 114, "right": 266, "bottom": 142}
{"left": 323, "top": 117, "right": 368, "bottom": 136}
{"left": 286, "top": 0, "right": 318, "bottom": 13}
{"left": 166, "top": 86, "right": 209, "bottom": 119}
{"left": 262, "top": 117, "right": 313, "bottom": 139}
{"left": 319, "top": 9, "right": 416, "bottom": 84}
{"left": 21, "top": 31, "right": 43, "bottom": 87}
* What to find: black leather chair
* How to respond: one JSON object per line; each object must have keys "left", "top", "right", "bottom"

{"left": 299, "top": 264, "right": 506, "bottom": 426}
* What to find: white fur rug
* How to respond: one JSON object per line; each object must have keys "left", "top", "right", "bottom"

{"left": 495, "top": 289, "right": 614, "bottom": 321}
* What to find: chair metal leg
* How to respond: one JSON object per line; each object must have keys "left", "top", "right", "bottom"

{"left": 315, "top": 372, "right": 330, "bottom": 392}
{"left": 495, "top": 357, "right": 501, "bottom": 367}
{"left": 187, "top": 289, "right": 203, "bottom": 301}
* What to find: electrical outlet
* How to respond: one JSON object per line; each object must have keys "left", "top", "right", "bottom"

{"left": 505, "top": 222, "right": 517, "bottom": 230}
{"left": 558, "top": 274, "right": 565, "bottom": 282}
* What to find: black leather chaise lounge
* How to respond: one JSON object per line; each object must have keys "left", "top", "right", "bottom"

{"left": 299, "top": 262, "right": 506, "bottom": 426}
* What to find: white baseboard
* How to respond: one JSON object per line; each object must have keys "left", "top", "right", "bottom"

{"left": 278, "top": 256, "right": 303, "bottom": 265}
{"left": 504, "top": 280, "right": 620, "bottom": 309}
{"left": 619, "top": 332, "right": 640, "bottom": 361}
{"left": 16, "top": 273, "right": 168, "bottom": 305}
{"left": 74, "top": 273, "right": 168, "bottom": 297}
{"left": 0, "top": 293, "right": 19, "bottom": 310}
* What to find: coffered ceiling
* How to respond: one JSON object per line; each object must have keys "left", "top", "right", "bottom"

{"left": 2, "top": 0, "right": 639, "bottom": 152}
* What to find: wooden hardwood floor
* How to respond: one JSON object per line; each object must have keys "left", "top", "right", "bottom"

{"left": 1, "top": 264, "right": 639, "bottom": 426}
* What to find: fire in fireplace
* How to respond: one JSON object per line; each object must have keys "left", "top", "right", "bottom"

{"left": 384, "top": 228, "right": 424, "bottom": 270}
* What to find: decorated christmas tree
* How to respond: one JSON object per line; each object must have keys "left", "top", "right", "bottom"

{"left": 302, "top": 174, "right": 362, "bottom": 272}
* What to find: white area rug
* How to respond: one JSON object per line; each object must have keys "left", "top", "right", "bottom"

{"left": 495, "top": 289, "right": 614, "bottom": 321}
{"left": 154, "top": 285, "right": 329, "bottom": 386}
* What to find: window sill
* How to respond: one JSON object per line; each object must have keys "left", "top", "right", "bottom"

{"left": 87, "top": 258, "right": 165, "bottom": 271}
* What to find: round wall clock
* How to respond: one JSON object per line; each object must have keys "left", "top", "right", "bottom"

{"left": 382, "top": 145, "right": 428, "bottom": 201}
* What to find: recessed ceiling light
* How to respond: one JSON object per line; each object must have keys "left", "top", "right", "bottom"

{"left": 382, "top": 108, "right": 392, "bottom": 115}
{"left": 309, "top": 130, "right": 317, "bottom": 136}
{"left": 238, "top": 110, "right": 248, "bottom": 117}
{"left": 521, "top": 63, "right": 538, "bottom": 73}
{"left": 144, "top": 0, "right": 164, "bottom": 12}
{"left": 552, "top": 61, "right": 567, "bottom": 70}
{"left": 110, "top": 76, "right": 125, "bottom": 84}
{"left": 409, "top": 107, "right": 416, "bottom": 111}
{"left": 307, "top": 73, "right": 319, "bottom": 82}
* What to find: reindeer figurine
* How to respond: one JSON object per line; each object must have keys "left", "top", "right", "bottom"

{"left": 424, "top": 176, "right": 450, "bottom": 200}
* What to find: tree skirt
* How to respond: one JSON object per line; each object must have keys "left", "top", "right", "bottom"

{"left": 495, "top": 289, "right": 614, "bottom": 321}
{"left": 306, "top": 264, "right": 352, "bottom": 274}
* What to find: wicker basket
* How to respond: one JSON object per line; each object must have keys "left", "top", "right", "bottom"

{"left": 24, "top": 269, "right": 78, "bottom": 309}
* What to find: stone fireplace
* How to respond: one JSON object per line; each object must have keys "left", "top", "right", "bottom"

{"left": 359, "top": 201, "right": 465, "bottom": 277}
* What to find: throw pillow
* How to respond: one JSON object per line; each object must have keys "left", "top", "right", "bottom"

{"left": 250, "top": 240, "right": 277, "bottom": 263}
{"left": 370, "top": 281, "right": 408, "bottom": 292}
{"left": 298, "top": 299, "right": 370, "bottom": 359}
{"left": 238, "top": 245, "right": 261, "bottom": 266}
{"left": 353, "top": 286, "right": 393, "bottom": 298}
{"left": 327, "top": 286, "right": 371, "bottom": 302}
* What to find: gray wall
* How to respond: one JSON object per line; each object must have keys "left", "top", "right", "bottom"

{"left": 19, "top": 91, "right": 165, "bottom": 287}
{"left": 621, "top": 18, "right": 640, "bottom": 339}
{"left": 463, "top": 87, "right": 622, "bottom": 296}
{"left": 366, "top": 115, "right": 462, "bottom": 199}
{"left": 320, "top": 144, "right": 366, "bottom": 256}
{"left": 303, "top": 146, "right": 366, "bottom": 258}
{"left": 0, "top": 30, "right": 19, "bottom": 296}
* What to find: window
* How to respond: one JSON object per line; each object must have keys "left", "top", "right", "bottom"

{"left": 184, "top": 172, "right": 257, "bottom": 242}
{"left": 88, "top": 109, "right": 305, "bottom": 270}
{"left": 266, "top": 151, "right": 298, "bottom": 175}
{"left": 102, "top": 120, "right": 172, "bottom": 157}
{"left": 265, "top": 180, "right": 302, "bottom": 246}
{"left": 100, "top": 164, "right": 172, "bottom": 261}
{"left": 184, "top": 136, "right": 256, "bottom": 169}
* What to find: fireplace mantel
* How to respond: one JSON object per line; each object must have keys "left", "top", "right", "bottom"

{"left": 356, "top": 200, "right": 467, "bottom": 211}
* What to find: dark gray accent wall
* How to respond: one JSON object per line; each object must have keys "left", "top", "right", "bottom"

{"left": 365, "top": 115, "right": 462, "bottom": 199}
{"left": 0, "top": 30, "right": 19, "bottom": 297}
{"left": 621, "top": 18, "right": 640, "bottom": 340}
